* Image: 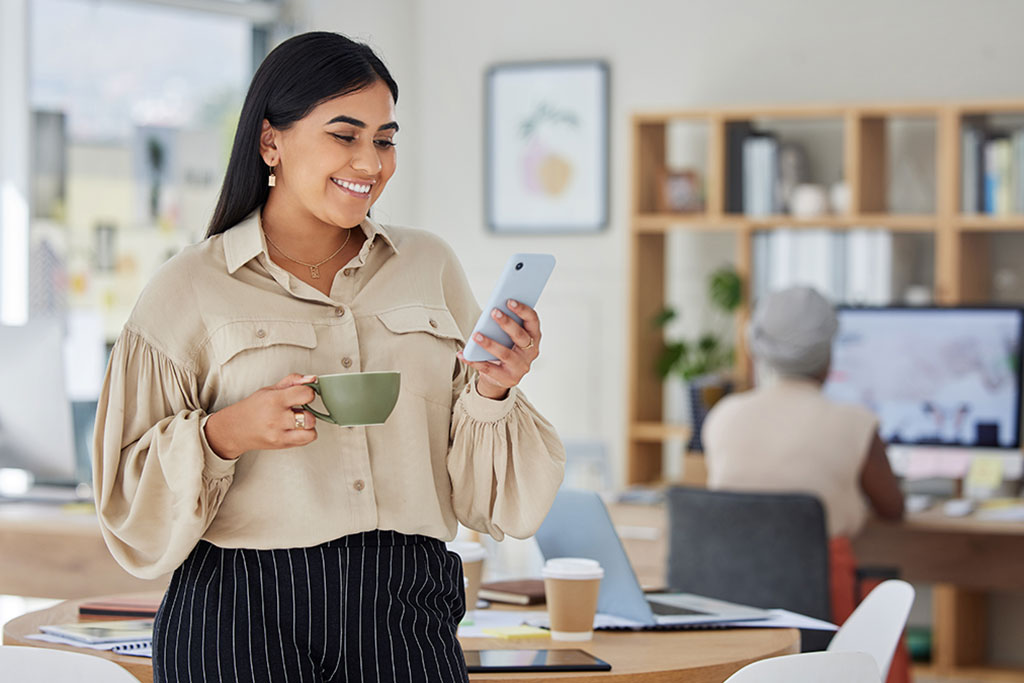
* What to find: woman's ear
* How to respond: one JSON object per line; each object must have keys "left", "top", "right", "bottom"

{"left": 259, "top": 119, "right": 279, "bottom": 166}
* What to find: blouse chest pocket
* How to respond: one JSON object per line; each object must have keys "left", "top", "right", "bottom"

{"left": 375, "top": 306, "right": 464, "bottom": 405}
{"left": 207, "top": 321, "right": 318, "bottom": 399}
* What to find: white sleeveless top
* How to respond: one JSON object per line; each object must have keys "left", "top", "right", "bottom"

{"left": 702, "top": 378, "right": 878, "bottom": 538}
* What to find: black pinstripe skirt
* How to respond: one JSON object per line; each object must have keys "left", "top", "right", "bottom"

{"left": 152, "top": 530, "right": 469, "bottom": 683}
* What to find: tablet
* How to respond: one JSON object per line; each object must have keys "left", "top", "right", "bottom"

{"left": 463, "top": 649, "right": 611, "bottom": 673}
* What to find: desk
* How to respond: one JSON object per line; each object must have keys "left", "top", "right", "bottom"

{"left": 853, "top": 510, "right": 1024, "bottom": 679}
{"left": 611, "top": 500, "right": 1024, "bottom": 681}
{"left": 3, "top": 594, "right": 800, "bottom": 683}
{"left": 0, "top": 503, "right": 170, "bottom": 598}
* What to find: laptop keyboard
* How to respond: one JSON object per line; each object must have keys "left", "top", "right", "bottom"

{"left": 646, "top": 600, "right": 709, "bottom": 616}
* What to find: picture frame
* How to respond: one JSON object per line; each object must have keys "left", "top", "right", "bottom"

{"left": 485, "top": 60, "right": 609, "bottom": 234}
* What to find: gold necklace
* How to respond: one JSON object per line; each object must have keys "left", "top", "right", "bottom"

{"left": 263, "top": 228, "right": 352, "bottom": 279}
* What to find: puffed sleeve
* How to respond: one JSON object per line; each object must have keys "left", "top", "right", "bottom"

{"left": 92, "top": 326, "right": 236, "bottom": 579}
{"left": 437, "top": 238, "right": 566, "bottom": 540}
{"left": 447, "top": 380, "right": 566, "bottom": 540}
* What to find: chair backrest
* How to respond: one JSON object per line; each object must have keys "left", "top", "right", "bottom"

{"left": 725, "top": 651, "right": 881, "bottom": 683}
{"left": 827, "top": 579, "right": 915, "bottom": 680}
{"left": 666, "top": 486, "right": 832, "bottom": 621}
{"left": 0, "top": 645, "right": 139, "bottom": 682}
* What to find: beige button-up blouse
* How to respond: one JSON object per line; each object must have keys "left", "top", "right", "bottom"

{"left": 93, "top": 212, "right": 566, "bottom": 579}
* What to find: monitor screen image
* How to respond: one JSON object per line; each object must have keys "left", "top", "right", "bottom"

{"left": 824, "top": 307, "right": 1024, "bottom": 449}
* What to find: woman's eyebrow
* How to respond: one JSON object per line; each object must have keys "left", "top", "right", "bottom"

{"left": 326, "top": 115, "right": 399, "bottom": 132}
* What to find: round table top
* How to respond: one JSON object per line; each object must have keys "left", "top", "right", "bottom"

{"left": 3, "top": 594, "right": 800, "bottom": 683}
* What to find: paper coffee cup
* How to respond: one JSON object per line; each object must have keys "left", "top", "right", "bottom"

{"left": 542, "top": 557, "right": 604, "bottom": 641}
{"left": 447, "top": 541, "right": 486, "bottom": 612}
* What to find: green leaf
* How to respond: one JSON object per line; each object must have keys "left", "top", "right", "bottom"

{"left": 655, "top": 342, "right": 684, "bottom": 379}
{"left": 709, "top": 267, "right": 742, "bottom": 312}
{"left": 651, "top": 307, "right": 677, "bottom": 328}
{"left": 697, "top": 334, "right": 718, "bottom": 353}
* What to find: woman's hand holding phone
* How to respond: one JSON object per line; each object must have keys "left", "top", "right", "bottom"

{"left": 457, "top": 299, "right": 542, "bottom": 400}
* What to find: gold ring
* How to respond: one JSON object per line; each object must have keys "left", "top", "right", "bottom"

{"left": 294, "top": 412, "right": 305, "bottom": 430}
{"left": 521, "top": 338, "right": 535, "bottom": 351}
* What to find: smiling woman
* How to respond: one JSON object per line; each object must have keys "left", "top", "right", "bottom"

{"left": 91, "top": 31, "right": 566, "bottom": 683}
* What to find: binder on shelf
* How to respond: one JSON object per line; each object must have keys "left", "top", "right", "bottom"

{"left": 725, "top": 121, "right": 754, "bottom": 213}
{"left": 742, "top": 133, "right": 778, "bottom": 217}
{"left": 1013, "top": 128, "right": 1024, "bottom": 214}
{"left": 961, "top": 117, "right": 985, "bottom": 214}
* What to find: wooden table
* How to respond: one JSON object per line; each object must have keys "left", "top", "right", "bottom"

{"left": 3, "top": 594, "right": 799, "bottom": 682}
{"left": 0, "top": 503, "right": 169, "bottom": 598}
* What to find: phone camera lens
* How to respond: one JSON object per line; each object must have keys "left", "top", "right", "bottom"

{"left": 515, "top": 262, "right": 524, "bottom": 270}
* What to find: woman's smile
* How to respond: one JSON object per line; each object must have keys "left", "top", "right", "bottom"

{"left": 331, "top": 177, "right": 374, "bottom": 198}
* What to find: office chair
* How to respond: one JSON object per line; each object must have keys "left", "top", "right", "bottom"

{"left": 724, "top": 651, "right": 881, "bottom": 683}
{"left": 665, "top": 486, "right": 833, "bottom": 650}
{"left": 0, "top": 645, "right": 139, "bottom": 682}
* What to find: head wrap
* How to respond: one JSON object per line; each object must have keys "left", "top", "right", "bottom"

{"left": 747, "top": 286, "right": 837, "bottom": 378}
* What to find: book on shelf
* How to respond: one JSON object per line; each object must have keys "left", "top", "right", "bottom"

{"left": 984, "top": 134, "right": 1013, "bottom": 216}
{"left": 78, "top": 596, "right": 161, "bottom": 619}
{"left": 478, "top": 579, "right": 546, "bottom": 606}
{"left": 39, "top": 618, "right": 153, "bottom": 645}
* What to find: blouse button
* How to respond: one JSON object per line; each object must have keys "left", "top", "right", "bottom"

{"left": 255, "top": 329, "right": 267, "bottom": 339}
{"left": 341, "top": 357, "right": 353, "bottom": 368}
{"left": 353, "top": 480, "right": 365, "bottom": 492}
{"left": 343, "top": 269, "right": 353, "bottom": 277}
{"left": 334, "top": 307, "right": 345, "bottom": 318}
{"left": 429, "top": 318, "right": 439, "bottom": 329}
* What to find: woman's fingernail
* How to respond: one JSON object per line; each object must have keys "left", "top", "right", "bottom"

{"left": 301, "top": 375, "right": 316, "bottom": 382}
{"left": 474, "top": 333, "right": 484, "bottom": 342}
{"left": 492, "top": 309, "right": 504, "bottom": 319}
{"left": 508, "top": 299, "right": 519, "bottom": 309}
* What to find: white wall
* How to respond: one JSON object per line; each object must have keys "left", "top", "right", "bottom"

{"left": 307, "top": 0, "right": 1024, "bottom": 487}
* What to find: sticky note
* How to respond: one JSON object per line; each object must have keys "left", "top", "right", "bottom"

{"left": 480, "top": 626, "right": 551, "bottom": 640}
{"left": 965, "top": 455, "right": 1004, "bottom": 498}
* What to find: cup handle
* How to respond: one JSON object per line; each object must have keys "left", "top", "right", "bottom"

{"left": 301, "top": 381, "right": 337, "bottom": 425}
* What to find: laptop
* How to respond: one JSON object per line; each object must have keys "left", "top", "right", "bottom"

{"left": 535, "top": 488, "right": 771, "bottom": 628}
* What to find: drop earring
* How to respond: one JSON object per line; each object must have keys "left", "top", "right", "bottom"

{"left": 267, "top": 163, "right": 276, "bottom": 187}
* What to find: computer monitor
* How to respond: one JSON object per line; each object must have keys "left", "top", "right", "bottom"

{"left": 824, "top": 307, "right": 1024, "bottom": 450}
{"left": 0, "top": 318, "right": 79, "bottom": 484}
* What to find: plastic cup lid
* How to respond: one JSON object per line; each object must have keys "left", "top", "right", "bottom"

{"left": 542, "top": 557, "right": 604, "bottom": 580}
{"left": 446, "top": 541, "right": 486, "bottom": 562}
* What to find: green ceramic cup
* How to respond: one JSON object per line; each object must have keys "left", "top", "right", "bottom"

{"left": 301, "top": 371, "right": 401, "bottom": 426}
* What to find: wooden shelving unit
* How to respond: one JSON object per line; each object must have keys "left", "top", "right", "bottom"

{"left": 628, "top": 100, "right": 1024, "bottom": 681}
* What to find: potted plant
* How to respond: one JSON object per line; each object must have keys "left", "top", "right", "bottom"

{"left": 653, "top": 266, "right": 742, "bottom": 451}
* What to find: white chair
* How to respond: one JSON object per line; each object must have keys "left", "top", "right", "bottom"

{"left": 0, "top": 645, "right": 139, "bottom": 682}
{"left": 725, "top": 650, "right": 880, "bottom": 683}
{"left": 827, "top": 579, "right": 915, "bottom": 680}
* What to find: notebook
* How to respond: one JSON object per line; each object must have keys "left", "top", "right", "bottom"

{"left": 534, "top": 489, "right": 771, "bottom": 629}
{"left": 39, "top": 619, "right": 153, "bottom": 645}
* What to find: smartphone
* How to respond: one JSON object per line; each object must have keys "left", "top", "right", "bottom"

{"left": 462, "top": 253, "right": 556, "bottom": 362}
{"left": 463, "top": 649, "right": 611, "bottom": 673}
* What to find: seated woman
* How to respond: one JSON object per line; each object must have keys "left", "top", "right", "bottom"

{"left": 702, "top": 286, "right": 907, "bottom": 682}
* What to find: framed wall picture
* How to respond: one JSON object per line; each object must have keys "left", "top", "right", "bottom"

{"left": 485, "top": 60, "right": 609, "bottom": 234}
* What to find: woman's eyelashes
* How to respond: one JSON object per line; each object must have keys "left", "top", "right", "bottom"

{"left": 329, "top": 133, "right": 396, "bottom": 149}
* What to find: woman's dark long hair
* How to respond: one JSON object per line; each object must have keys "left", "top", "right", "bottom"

{"left": 206, "top": 32, "right": 399, "bottom": 237}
